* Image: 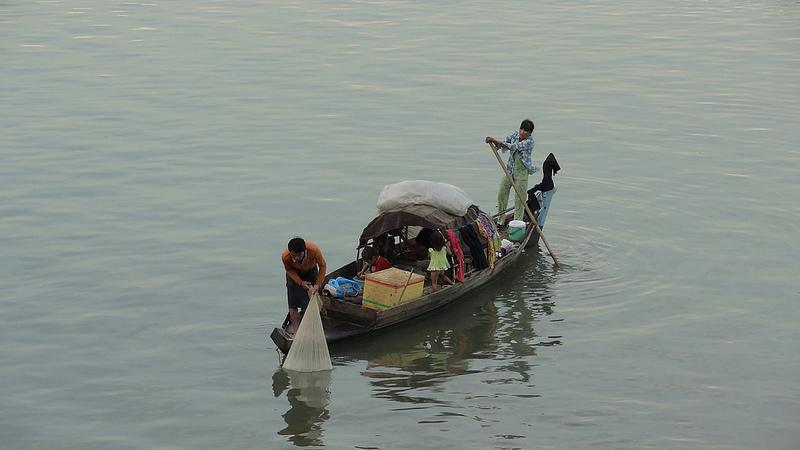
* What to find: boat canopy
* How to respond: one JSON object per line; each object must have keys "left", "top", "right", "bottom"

{"left": 359, "top": 204, "right": 482, "bottom": 243}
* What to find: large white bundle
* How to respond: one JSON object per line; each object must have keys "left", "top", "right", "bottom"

{"left": 282, "top": 293, "right": 332, "bottom": 372}
{"left": 377, "top": 180, "right": 473, "bottom": 216}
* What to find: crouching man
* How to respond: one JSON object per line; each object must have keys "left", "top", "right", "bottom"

{"left": 281, "top": 237, "right": 327, "bottom": 335}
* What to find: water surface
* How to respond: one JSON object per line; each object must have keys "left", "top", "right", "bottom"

{"left": 2, "top": 1, "right": 799, "bottom": 449}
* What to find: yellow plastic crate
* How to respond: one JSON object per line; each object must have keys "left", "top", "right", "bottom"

{"left": 363, "top": 267, "right": 425, "bottom": 311}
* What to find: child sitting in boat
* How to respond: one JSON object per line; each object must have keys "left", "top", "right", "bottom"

{"left": 427, "top": 231, "right": 454, "bottom": 291}
{"left": 357, "top": 245, "right": 392, "bottom": 279}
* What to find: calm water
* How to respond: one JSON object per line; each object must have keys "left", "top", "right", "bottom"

{"left": 2, "top": 1, "right": 799, "bottom": 449}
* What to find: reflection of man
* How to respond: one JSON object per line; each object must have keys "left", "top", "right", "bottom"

{"left": 281, "top": 237, "right": 327, "bottom": 335}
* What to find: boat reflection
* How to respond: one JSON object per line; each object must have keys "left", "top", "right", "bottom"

{"left": 272, "top": 369, "right": 332, "bottom": 447}
{"left": 333, "top": 250, "right": 559, "bottom": 404}
{"left": 490, "top": 248, "right": 561, "bottom": 384}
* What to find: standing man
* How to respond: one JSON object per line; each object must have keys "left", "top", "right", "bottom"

{"left": 485, "top": 119, "right": 538, "bottom": 226}
{"left": 281, "top": 237, "right": 327, "bottom": 335}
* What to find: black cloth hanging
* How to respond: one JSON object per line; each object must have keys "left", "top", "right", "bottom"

{"left": 414, "top": 228, "right": 435, "bottom": 249}
{"left": 530, "top": 153, "right": 560, "bottom": 193}
{"left": 458, "top": 224, "right": 487, "bottom": 270}
{"left": 527, "top": 193, "right": 541, "bottom": 216}
{"left": 526, "top": 153, "right": 561, "bottom": 221}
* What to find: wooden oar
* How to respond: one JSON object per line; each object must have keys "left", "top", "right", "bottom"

{"left": 488, "top": 142, "right": 560, "bottom": 267}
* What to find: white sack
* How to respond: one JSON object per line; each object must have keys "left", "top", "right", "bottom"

{"left": 377, "top": 180, "right": 474, "bottom": 216}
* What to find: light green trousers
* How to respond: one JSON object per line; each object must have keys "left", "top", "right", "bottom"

{"left": 496, "top": 152, "right": 529, "bottom": 223}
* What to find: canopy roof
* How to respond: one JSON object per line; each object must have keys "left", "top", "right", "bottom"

{"left": 360, "top": 204, "right": 481, "bottom": 242}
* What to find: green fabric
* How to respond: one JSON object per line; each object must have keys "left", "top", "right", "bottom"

{"left": 427, "top": 248, "right": 450, "bottom": 271}
{"left": 496, "top": 152, "right": 530, "bottom": 222}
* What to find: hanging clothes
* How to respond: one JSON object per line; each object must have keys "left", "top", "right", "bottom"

{"left": 458, "top": 224, "right": 487, "bottom": 270}
{"left": 444, "top": 229, "right": 464, "bottom": 282}
{"left": 478, "top": 213, "right": 503, "bottom": 252}
{"left": 526, "top": 153, "right": 561, "bottom": 222}
{"left": 526, "top": 190, "right": 543, "bottom": 221}
{"left": 529, "top": 153, "right": 561, "bottom": 193}
{"left": 476, "top": 219, "right": 496, "bottom": 269}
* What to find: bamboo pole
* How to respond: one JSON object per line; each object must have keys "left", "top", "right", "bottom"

{"left": 397, "top": 267, "right": 416, "bottom": 300}
{"left": 489, "top": 142, "right": 560, "bottom": 267}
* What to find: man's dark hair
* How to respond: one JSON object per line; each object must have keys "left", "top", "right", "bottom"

{"left": 288, "top": 237, "right": 306, "bottom": 253}
{"left": 520, "top": 119, "right": 534, "bottom": 133}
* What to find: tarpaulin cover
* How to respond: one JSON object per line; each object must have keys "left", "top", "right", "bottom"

{"left": 377, "top": 180, "right": 474, "bottom": 216}
{"left": 360, "top": 204, "right": 481, "bottom": 242}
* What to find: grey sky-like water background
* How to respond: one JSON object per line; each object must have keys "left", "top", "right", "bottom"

{"left": 2, "top": 1, "right": 799, "bottom": 449}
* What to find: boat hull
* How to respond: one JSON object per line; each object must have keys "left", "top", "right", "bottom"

{"left": 271, "top": 189, "right": 557, "bottom": 355}
{"left": 273, "top": 226, "right": 533, "bottom": 355}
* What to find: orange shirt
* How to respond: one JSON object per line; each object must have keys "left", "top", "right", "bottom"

{"left": 281, "top": 241, "right": 327, "bottom": 287}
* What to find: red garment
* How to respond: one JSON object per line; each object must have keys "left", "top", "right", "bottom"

{"left": 445, "top": 230, "right": 464, "bottom": 282}
{"left": 372, "top": 256, "right": 392, "bottom": 272}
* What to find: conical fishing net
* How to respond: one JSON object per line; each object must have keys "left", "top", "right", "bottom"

{"left": 282, "top": 293, "right": 332, "bottom": 372}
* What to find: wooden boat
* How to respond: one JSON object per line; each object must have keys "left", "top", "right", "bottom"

{"left": 271, "top": 185, "right": 558, "bottom": 355}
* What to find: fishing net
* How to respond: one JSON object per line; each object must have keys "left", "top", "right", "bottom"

{"left": 282, "top": 293, "right": 332, "bottom": 372}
